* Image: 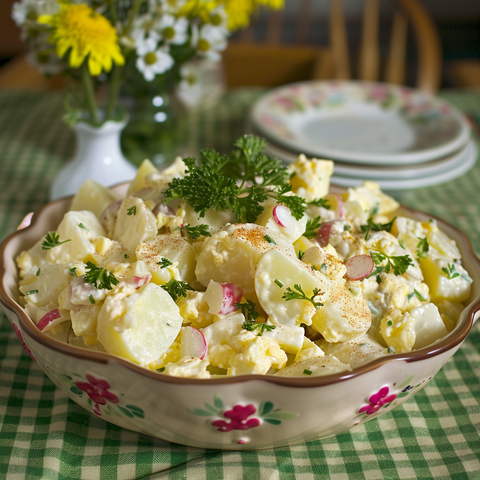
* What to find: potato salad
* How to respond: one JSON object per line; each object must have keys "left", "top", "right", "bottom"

{"left": 16, "top": 136, "right": 472, "bottom": 378}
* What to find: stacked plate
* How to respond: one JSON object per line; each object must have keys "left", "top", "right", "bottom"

{"left": 249, "top": 81, "right": 476, "bottom": 190}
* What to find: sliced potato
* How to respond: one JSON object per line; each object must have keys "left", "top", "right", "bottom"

{"left": 70, "top": 179, "right": 118, "bottom": 219}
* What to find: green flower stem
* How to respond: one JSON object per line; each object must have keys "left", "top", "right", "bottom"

{"left": 107, "top": 64, "right": 122, "bottom": 120}
{"left": 81, "top": 60, "right": 98, "bottom": 124}
{"left": 124, "top": 0, "right": 143, "bottom": 36}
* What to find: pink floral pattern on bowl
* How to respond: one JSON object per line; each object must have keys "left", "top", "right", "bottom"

{"left": 189, "top": 395, "right": 298, "bottom": 434}
{"left": 359, "top": 386, "right": 397, "bottom": 415}
{"left": 13, "top": 322, "right": 35, "bottom": 361}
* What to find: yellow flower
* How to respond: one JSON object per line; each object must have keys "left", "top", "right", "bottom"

{"left": 39, "top": 4, "right": 124, "bottom": 76}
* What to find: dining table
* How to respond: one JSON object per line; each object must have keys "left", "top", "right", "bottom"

{"left": 0, "top": 86, "right": 479, "bottom": 480}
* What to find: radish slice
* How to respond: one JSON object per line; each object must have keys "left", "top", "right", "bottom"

{"left": 17, "top": 212, "right": 33, "bottom": 230}
{"left": 99, "top": 199, "right": 122, "bottom": 232}
{"left": 121, "top": 274, "right": 152, "bottom": 289}
{"left": 316, "top": 222, "right": 334, "bottom": 247}
{"left": 37, "top": 309, "right": 61, "bottom": 331}
{"left": 180, "top": 326, "right": 208, "bottom": 359}
{"left": 324, "top": 193, "right": 345, "bottom": 219}
{"left": 204, "top": 280, "right": 243, "bottom": 315}
{"left": 272, "top": 204, "right": 295, "bottom": 231}
{"left": 345, "top": 255, "right": 375, "bottom": 281}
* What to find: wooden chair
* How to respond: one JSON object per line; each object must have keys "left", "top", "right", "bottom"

{"left": 222, "top": 0, "right": 442, "bottom": 93}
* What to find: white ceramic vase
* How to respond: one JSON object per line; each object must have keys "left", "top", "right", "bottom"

{"left": 49, "top": 119, "right": 137, "bottom": 201}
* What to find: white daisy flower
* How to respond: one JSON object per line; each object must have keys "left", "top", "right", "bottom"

{"left": 131, "top": 13, "right": 159, "bottom": 45}
{"left": 136, "top": 47, "right": 174, "bottom": 81}
{"left": 156, "top": 14, "right": 188, "bottom": 45}
{"left": 12, "top": 0, "right": 59, "bottom": 26}
{"left": 192, "top": 24, "right": 228, "bottom": 62}
{"left": 207, "top": 5, "right": 229, "bottom": 33}
{"left": 160, "top": 0, "right": 189, "bottom": 15}
{"left": 27, "top": 49, "right": 64, "bottom": 75}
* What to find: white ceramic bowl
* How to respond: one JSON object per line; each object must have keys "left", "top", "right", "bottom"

{"left": 1, "top": 184, "right": 479, "bottom": 450}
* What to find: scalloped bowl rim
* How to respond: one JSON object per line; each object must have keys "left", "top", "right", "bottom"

{"left": 1, "top": 182, "right": 480, "bottom": 388}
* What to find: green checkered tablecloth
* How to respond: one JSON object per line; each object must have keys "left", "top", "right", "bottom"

{"left": 1, "top": 89, "right": 480, "bottom": 480}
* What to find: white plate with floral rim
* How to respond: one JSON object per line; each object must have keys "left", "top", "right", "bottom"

{"left": 250, "top": 81, "right": 471, "bottom": 166}
{"left": 329, "top": 140, "right": 477, "bottom": 190}
{"left": 264, "top": 137, "right": 476, "bottom": 181}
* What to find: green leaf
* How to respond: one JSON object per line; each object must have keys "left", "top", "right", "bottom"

{"left": 118, "top": 406, "right": 134, "bottom": 418}
{"left": 213, "top": 395, "right": 223, "bottom": 410}
{"left": 70, "top": 386, "right": 83, "bottom": 395}
{"left": 259, "top": 401, "right": 274, "bottom": 416}
{"left": 126, "top": 404, "right": 144, "bottom": 414}
{"left": 263, "top": 418, "right": 282, "bottom": 425}
{"left": 205, "top": 403, "right": 219, "bottom": 414}
{"left": 397, "top": 392, "right": 410, "bottom": 398}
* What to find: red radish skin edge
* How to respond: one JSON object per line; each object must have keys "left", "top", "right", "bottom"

{"left": 219, "top": 283, "right": 243, "bottom": 315}
{"left": 272, "top": 204, "right": 294, "bottom": 230}
{"left": 345, "top": 255, "right": 375, "bottom": 281}
{"left": 37, "top": 309, "right": 61, "bottom": 331}
{"left": 183, "top": 326, "right": 208, "bottom": 359}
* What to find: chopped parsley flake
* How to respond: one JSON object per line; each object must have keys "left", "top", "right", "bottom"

{"left": 183, "top": 224, "right": 211, "bottom": 240}
{"left": 416, "top": 237, "right": 429, "bottom": 259}
{"left": 274, "top": 279, "right": 284, "bottom": 288}
{"left": 298, "top": 250, "right": 305, "bottom": 260}
{"left": 303, "top": 369, "right": 313, "bottom": 375}
{"left": 158, "top": 258, "right": 173, "bottom": 268}
{"left": 69, "top": 267, "right": 77, "bottom": 277}
{"left": 303, "top": 216, "right": 322, "bottom": 239}
{"left": 84, "top": 262, "right": 119, "bottom": 290}
{"left": 78, "top": 223, "right": 88, "bottom": 230}
{"left": 41, "top": 232, "right": 71, "bottom": 250}
{"left": 360, "top": 217, "right": 396, "bottom": 241}
{"left": 157, "top": 367, "right": 165, "bottom": 373}
{"left": 398, "top": 240, "right": 406, "bottom": 250}
{"left": 234, "top": 300, "right": 259, "bottom": 322}
{"left": 242, "top": 321, "right": 275, "bottom": 336}
{"left": 27, "top": 289, "right": 38, "bottom": 295}
{"left": 308, "top": 198, "right": 330, "bottom": 209}
{"left": 282, "top": 284, "right": 323, "bottom": 309}
{"left": 89, "top": 294, "right": 95, "bottom": 304}
{"left": 370, "top": 251, "right": 413, "bottom": 276}
{"left": 320, "top": 263, "right": 327, "bottom": 273}
{"left": 161, "top": 278, "right": 193, "bottom": 302}
{"left": 387, "top": 320, "right": 393, "bottom": 327}
{"left": 343, "top": 224, "right": 351, "bottom": 231}
{"left": 387, "top": 346, "right": 396, "bottom": 354}
{"left": 414, "top": 289, "right": 427, "bottom": 301}
{"left": 264, "top": 235, "right": 276, "bottom": 245}
{"left": 442, "top": 263, "right": 460, "bottom": 279}
{"left": 36, "top": 268, "right": 40, "bottom": 276}
{"left": 127, "top": 206, "right": 137, "bottom": 216}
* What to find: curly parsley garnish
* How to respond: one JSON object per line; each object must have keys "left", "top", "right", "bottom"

{"left": 41, "top": 232, "right": 71, "bottom": 250}
{"left": 83, "top": 262, "right": 119, "bottom": 290}
{"left": 442, "top": 263, "right": 460, "bottom": 279}
{"left": 242, "top": 321, "right": 276, "bottom": 336}
{"left": 308, "top": 198, "right": 330, "bottom": 209}
{"left": 127, "top": 206, "right": 137, "bottom": 216}
{"left": 416, "top": 237, "right": 429, "bottom": 259}
{"left": 183, "top": 224, "right": 211, "bottom": 240}
{"left": 158, "top": 258, "right": 173, "bottom": 268}
{"left": 161, "top": 278, "right": 193, "bottom": 302}
{"left": 282, "top": 284, "right": 324, "bottom": 309}
{"left": 69, "top": 267, "right": 77, "bottom": 277}
{"left": 235, "top": 299, "right": 259, "bottom": 322}
{"left": 360, "top": 217, "right": 396, "bottom": 241}
{"left": 303, "top": 216, "right": 322, "bottom": 239}
{"left": 163, "top": 136, "right": 307, "bottom": 223}
{"left": 370, "top": 251, "right": 413, "bottom": 276}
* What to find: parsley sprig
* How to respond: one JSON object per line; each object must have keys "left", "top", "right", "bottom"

{"left": 360, "top": 217, "right": 396, "bottom": 241}
{"left": 183, "top": 224, "right": 211, "bottom": 240}
{"left": 242, "top": 321, "right": 276, "bottom": 336}
{"left": 83, "top": 262, "right": 119, "bottom": 290}
{"left": 416, "top": 237, "right": 429, "bottom": 259}
{"left": 161, "top": 278, "right": 193, "bottom": 302}
{"left": 235, "top": 299, "right": 259, "bottom": 322}
{"left": 157, "top": 258, "right": 173, "bottom": 268}
{"left": 370, "top": 251, "right": 413, "bottom": 276}
{"left": 163, "top": 136, "right": 307, "bottom": 223}
{"left": 303, "top": 216, "right": 322, "bottom": 239}
{"left": 282, "top": 284, "right": 324, "bottom": 309}
{"left": 442, "top": 263, "right": 460, "bottom": 279}
{"left": 308, "top": 198, "right": 330, "bottom": 209}
{"left": 41, "top": 232, "right": 71, "bottom": 250}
